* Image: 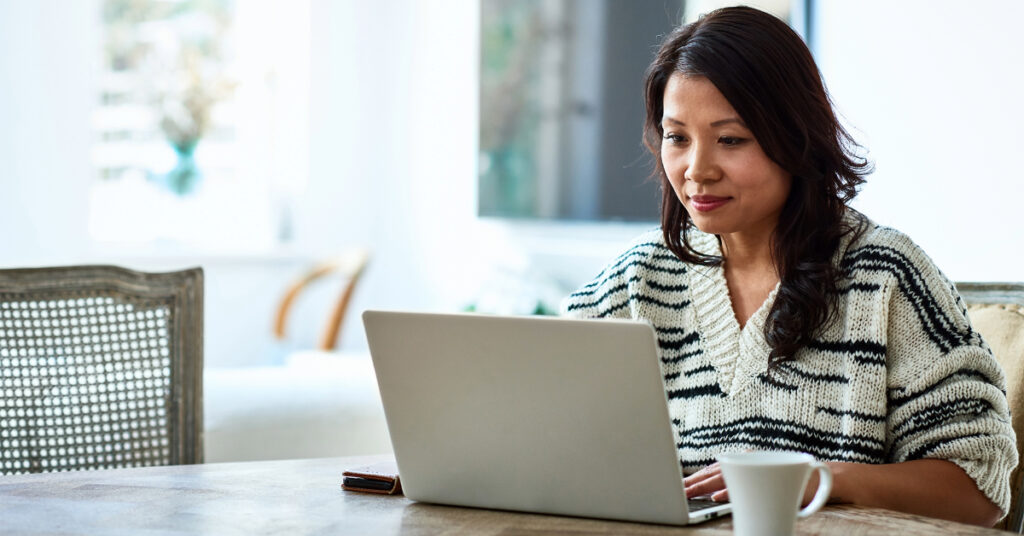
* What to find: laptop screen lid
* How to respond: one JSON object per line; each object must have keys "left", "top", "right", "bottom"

{"left": 363, "top": 311, "right": 727, "bottom": 525}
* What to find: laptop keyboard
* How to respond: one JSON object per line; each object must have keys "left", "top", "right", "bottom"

{"left": 687, "top": 498, "right": 723, "bottom": 512}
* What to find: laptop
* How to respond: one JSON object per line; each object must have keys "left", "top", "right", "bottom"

{"left": 362, "top": 310, "right": 731, "bottom": 525}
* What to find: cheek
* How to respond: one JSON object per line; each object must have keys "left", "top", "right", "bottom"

{"left": 741, "top": 166, "right": 792, "bottom": 211}
{"left": 759, "top": 163, "right": 792, "bottom": 203}
{"left": 773, "top": 176, "right": 793, "bottom": 204}
{"left": 661, "top": 151, "right": 686, "bottom": 192}
{"left": 732, "top": 153, "right": 789, "bottom": 194}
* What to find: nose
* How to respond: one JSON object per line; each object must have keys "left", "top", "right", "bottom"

{"left": 683, "top": 142, "right": 720, "bottom": 183}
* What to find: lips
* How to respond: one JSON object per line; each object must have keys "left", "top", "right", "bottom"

{"left": 688, "top": 194, "right": 732, "bottom": 212}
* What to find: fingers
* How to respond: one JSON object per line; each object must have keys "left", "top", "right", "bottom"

{"left": 685, "top": 451, "right": 753, "bottom": 503}
{"left": 685, "top": 473, "right": 726, "bottom": 499}
{"left": 683, "top": 463, "right": 728, "bottom": 501}
{"left": 682, "top": 462, "right": 719, "bottom": 486}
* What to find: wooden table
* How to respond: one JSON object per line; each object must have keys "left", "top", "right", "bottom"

{"left": 0, "top": 456, "right": 1010, "bottom": 535}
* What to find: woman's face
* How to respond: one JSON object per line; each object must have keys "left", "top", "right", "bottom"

{"left": 661, "top": 74, "right": 792, "bottom": 242}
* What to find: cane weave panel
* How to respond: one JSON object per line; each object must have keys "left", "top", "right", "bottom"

{"left": 0, "top": 295, "right": 175, "bottom": 473}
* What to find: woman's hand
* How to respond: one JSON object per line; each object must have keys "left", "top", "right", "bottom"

{"left": 683, "top": 461, "right": 834, "bottom": 505}
{"left": 683, "top": 462, "right": 729, "bottom": 502}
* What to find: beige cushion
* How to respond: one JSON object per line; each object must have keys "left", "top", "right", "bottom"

{"left": 968, "top": 303, "right": 1024, "bottom": 523}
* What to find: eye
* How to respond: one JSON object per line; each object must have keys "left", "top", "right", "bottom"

{"left": 719, "top": 136, "right": 747, "bottom": 146}
{"left": 663, "top": 133, "right": 688, "bottom": 144}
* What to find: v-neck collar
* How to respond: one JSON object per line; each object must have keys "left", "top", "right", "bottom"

{"left": 687, "top": 230, "right": 777, "bottom": 396}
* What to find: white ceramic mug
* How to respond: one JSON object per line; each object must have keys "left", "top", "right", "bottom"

{"left": 717, "top": 451, "right": 832, "bottom": 536}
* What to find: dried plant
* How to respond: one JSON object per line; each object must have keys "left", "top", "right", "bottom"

{"left": 103, "top": 0, "right": 235, "bottom": 150}
{"left": 157, "top": 47, "right": 235, "bottom": 150}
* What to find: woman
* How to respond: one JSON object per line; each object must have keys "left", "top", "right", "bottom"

{"left": 561, "top": 6, "right": 1016, "bottom": 527}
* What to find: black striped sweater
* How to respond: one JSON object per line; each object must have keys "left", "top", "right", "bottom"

{"left": 560, "top": 216, "right": 1017, "bottom": 514}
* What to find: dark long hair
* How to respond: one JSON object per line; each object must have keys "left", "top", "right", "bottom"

{"left": 642, "top": 6, "right": 871, "bottom": 365}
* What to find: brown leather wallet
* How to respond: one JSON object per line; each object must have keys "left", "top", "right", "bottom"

{"left": 341, "top": 460, "right": 403, "bottom": 495}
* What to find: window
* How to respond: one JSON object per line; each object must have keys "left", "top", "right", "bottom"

{"left": 477, "top": 0, "right": 799, "bottom": 223}
{"left": 90, "top": 0, "right": 309, "bottom": 254}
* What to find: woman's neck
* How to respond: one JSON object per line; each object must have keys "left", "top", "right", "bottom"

{"left": 719, "top": 228, "right": 776, "bottom": 274}
{"left": 719, "top": 227, "right": 780, "bottom": 328}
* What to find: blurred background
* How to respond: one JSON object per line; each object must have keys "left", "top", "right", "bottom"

{"left": 1, "top": 0, "right": 1022, "bottom": 461}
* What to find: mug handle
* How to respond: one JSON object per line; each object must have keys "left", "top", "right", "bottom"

{"left": 797, "top": 461, "right": 833, "bottom": 518}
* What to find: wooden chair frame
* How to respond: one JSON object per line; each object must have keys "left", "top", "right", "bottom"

{"left": 272, "top": 249, "right": 369, "bottom": 351}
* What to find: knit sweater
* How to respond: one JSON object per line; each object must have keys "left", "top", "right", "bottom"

{"left": 560, "top": 214, "right": 1017, "bottom": 514}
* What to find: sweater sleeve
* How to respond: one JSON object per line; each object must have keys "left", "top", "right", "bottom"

{"left": 880, "top": 237, "right": 1018, "bottom": 516}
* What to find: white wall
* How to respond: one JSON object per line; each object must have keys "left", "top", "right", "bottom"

{"left": 304, "top": 0, "right": 480, "bottom": 316}
{"left": 0, "top": 1, "right": 96, "bottom": 263}
{"left": 813, "top": 0, "right": 1024, "bottom": 281}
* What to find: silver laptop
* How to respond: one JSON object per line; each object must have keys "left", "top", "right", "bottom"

{"left": 362, "top": 310, "right": 731, "bottom": 525}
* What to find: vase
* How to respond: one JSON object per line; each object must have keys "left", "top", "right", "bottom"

{"left": 164, "top": 140, "right": 202, "bottom": 195}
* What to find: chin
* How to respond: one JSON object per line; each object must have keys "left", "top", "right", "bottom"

{"left": 685, "top": 212, "right": 732, "bottom": 236}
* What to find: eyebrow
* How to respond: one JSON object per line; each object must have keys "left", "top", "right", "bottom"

{"left": 661, "top": 116, "right": 747, "bottom": 128}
